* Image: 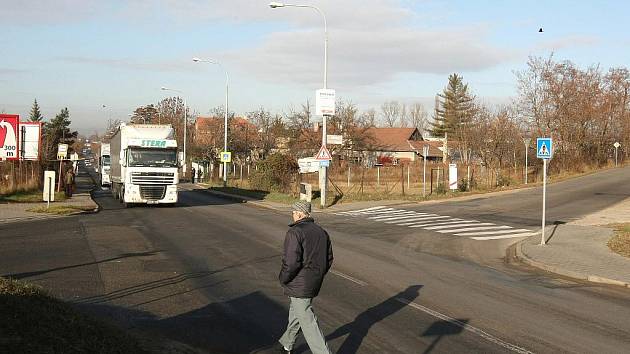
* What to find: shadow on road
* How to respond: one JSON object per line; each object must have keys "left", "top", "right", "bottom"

{"left": 295, "top": 285, "right": 423, "bottom": 354}
{"left": 421, "top": 318, "right": 468, "bottom": 353}
{"left": 2, "top": 251, "right": 161, "bottom": 280}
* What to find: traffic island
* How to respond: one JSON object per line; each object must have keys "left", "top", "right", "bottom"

{"left": 516, "top": 224, "right": 630, "bottom": 288}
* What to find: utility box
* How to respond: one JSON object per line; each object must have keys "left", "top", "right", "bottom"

{"left": 300, "top": 183, "right": 312, "bottom": 202}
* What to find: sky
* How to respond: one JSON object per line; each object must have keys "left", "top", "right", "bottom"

{"left": 1, "top": 0, "right": 629, "bottom": 135}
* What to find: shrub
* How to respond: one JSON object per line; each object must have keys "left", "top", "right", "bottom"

{"left": 249, "top": 153, "right": 299, "bottom": 193}
{"left": 497, "top": 174, "right": 513, "bottom": 187}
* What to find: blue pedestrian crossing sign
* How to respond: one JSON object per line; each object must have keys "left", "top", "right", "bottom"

{"left": 536, "top": 138, "right": 552, "bottom": 159}
{"left": 220, "top": 151, "right": 232, "bottom": 163}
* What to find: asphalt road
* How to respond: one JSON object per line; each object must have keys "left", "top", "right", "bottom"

{"left": 1, "top": 165, "right": 630, "bottom": 353}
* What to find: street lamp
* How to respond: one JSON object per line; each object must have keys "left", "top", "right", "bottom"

{"left": 161, "top": 87, "right": 188, "bottom": 178}
{"left": 269, "top": 1, "right": 330, "bottom": 207}
{"left": 192, "top": 57, "right": 230, "bottom": 186}
{"left": 523, "top": 137, "right": 531, "bottom": 184}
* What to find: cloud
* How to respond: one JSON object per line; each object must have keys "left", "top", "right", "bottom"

{"left": 224, "top": 26, "right": 515, "bottom": 89}
{"left": 56, "top": 56, "right": 196, "bottom": 73}
{"left": 0, "top": 68, "right": 26, "bottom": 75}
{"left": 0, "top": 0, "right": 104, "bottom": 24}
{"left": 121, "top": 0, "right": 415, "bottom": 30}
{"left": 535, "top": 35, "right": 600, "bottom": 51}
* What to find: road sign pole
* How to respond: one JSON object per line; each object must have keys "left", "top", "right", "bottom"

{"left": 615, "top": 146, "right": 618, "bottom": 167}
{"left": 541, "top": 158, "right": 547, "bottom": 245}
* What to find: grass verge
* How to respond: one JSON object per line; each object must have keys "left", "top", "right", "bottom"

{"left": 608, "top": 223, "right": 630, "bottom": 258}
{"left": 210, "top": 186, "right": 298, "bottom": 204}
{"left": 0, "top": 276, "right": 145, "bottom": 353}
{"left": 27, "top": 204, "right": 93, "bottom": 215}
{"left": 0, "top": 189, "right": 67, "bottom": 203}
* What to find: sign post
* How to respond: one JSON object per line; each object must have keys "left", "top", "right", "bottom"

{"left": 614, "top": 142, "right": 621, "bottom": 167}
{"left": 316, "top": 88, "right": 336, "bottom": 208}
{"left": 448, "top": 164, "right": 458, "bottom": 191}
{"left": 537, "top": 137, "right": 553, "bottom": 245}
{"left": 422, "top": 145, "right": 429, "bottom": 198}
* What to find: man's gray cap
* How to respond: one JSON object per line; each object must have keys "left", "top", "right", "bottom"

{"left": 292, "top": 201, "right": 312, "bottom": 214}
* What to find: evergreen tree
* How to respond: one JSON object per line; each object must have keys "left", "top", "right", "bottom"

{"left": 29, "top": 99, "right": 44, "bottom": 122}
{"left": 431, "top": 73, "right": 475, "bottom": 137}
{"left": 43, "top": 107, "right": 78, "bottom": 159}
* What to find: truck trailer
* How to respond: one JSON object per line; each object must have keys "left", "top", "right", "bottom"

{"left": 110, "top": 124, "right": 179, "bottom": 206}
{"left": 99, "top": 143, "right": 111, "bottom": 186}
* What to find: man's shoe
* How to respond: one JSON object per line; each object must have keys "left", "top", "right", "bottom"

{"left": 274, "top": 343, "right": 291, "bottom": 353}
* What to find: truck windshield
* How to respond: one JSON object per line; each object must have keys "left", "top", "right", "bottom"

{"left": 102, "top": 156, "right": 111, "bottom": 166}
{"left": 128, "top": 148, "right": 177, "bottom": 168}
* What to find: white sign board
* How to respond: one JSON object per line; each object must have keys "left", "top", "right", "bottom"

{"left": 327, "top": 135, "right": 343, "bottom": 145}
{"left": 449, "top": 163, "right": 458, "bottom": 190}
{"left": 20, "top": 123, "right": 41, "bottom": 160}
{"left": 43, "top": 171, "right": 56, "bottom": 202}
{"left": 614, "top": 142, "right": 621, "bottom": 148}
{"left": 298, "top": 157, "right": 320, "bottom": 174}
{"left": 57, "top": 144, "right": 68, "bottom": 159}
{"left": 315, "top": 89, "right": 336, "bottom": 116}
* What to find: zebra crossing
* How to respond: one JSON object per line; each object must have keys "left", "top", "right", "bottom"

{"left": 333, "top": 206, "right": 538, "bottom": 241}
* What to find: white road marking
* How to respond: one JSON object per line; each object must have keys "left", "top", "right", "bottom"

{"left": 396, "top": 298, "right": 533, "bottom": 354}
{"left": 455, "top": 229, "right": 532, "bottom": 236}
{"left": 424, "top": 222, "right": 495, "bottom": 230}
{"left": 397, "top": 219, "right": 468, "bottom": 227}
{"left": 330, "top": 270, "right": 368, "bottom": 286}
{"left": 437, "top": 225, "right": 512, "bottom": 233}
{"left": 372, "top": 213, "right": 433, "bottom": 222}
{"left": 471, "top": 232, "right": 539, "bottom": 240}
{"left": 368, "top": 211, "right": 419, "bottom": 220}
{"left": 384, "top": 215, "right": 448, "bottom": 224}
{"left": 404, "top": 216, "right": 453, "bottom": 226}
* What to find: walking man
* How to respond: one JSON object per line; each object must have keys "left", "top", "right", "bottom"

{"left": 64, "top": 166, "right": 75, "bottom": 197}
{"left": 191, "top": 167, "right": 196, "bottom": 184}
{"left": 277, "top": 201, "right": 333, "bottom": 354}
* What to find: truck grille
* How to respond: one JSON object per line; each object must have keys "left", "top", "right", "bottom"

{"left": 131, "top": 172, "right": 175, "bottom": 185}
{"left": 140, "top": 185, "right": 166, "bottom": 200}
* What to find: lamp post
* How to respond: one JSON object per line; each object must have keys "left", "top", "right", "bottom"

{"left": 160, "top": 87, "right": 187, "bottom": 178}
{"left": 269, "top": 1, "right": 330, "bottom": 207}
{"left": 523, "top": 137, "right": 531, "bottom": 184}
{"left": 193, "top": 57, "right": 230, "bottom": 186}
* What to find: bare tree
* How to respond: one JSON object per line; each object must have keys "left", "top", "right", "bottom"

{"left": 381, "top": 101, "right": 400, "bottom": 128}
{"left": 359, "top": 108, "right": 377, "bottom": 128}
{"left": 409, "top": 103, "right": 428, "bottom": 134}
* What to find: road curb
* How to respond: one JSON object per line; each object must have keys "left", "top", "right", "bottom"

{"left": 515, "top": 240, "right": 630, "bottom": 289}
{"left": 199, "top": 189, "right": 287, "bottom": 212}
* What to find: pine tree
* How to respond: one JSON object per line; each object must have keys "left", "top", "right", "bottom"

{"left": 431, "top": 74, "right": 475, "bottom": 137}
{"left": 29, "top": 99, "right": 44, "bottom": 122}
{"left": 43, "top": 107, "right": 78, "bottom": 159}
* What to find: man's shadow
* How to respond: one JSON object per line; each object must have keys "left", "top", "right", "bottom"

{"left": 295, "top": 285, "right": 423, "bottom": 354}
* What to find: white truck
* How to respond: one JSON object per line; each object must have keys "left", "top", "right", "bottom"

{"left": 99, "top": 143, "right": 111, "bottom": 186}
{"left": 110, "top": 124, "right": 179, "bottom": 206}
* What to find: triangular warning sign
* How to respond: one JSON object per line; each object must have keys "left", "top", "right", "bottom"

{"left": 538, "top": 142, "right": 549, "bottom": 156}
{"left": 315, "top": 145, "right": 332, "bottom": 160}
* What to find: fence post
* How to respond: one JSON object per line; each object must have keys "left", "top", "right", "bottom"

{"left": 240, "top": 164, "right": 243, "bottom": 182}
{"left": 377, "top": 166, "right": 380, "bottom": 188}
{"left": 407, "top": 165, "right": 410, "bottom": 191}
{"left": 401, "top": 165, "right": 405, "bottom": 196}
{"left": 347, "top": 164, "right": 351, "bottom": 188}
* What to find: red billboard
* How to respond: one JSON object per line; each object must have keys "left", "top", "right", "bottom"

{"left": 0, "top": 114, "right": 20, "bottom": 161}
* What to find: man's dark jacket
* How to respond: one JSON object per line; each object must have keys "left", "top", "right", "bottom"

{"left": 279, "top": 217, "right": 333, "bottom": 298}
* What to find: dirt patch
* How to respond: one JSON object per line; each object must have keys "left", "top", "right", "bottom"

{"left": 607, "top": 223, "right": 630, "bottom": 258}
